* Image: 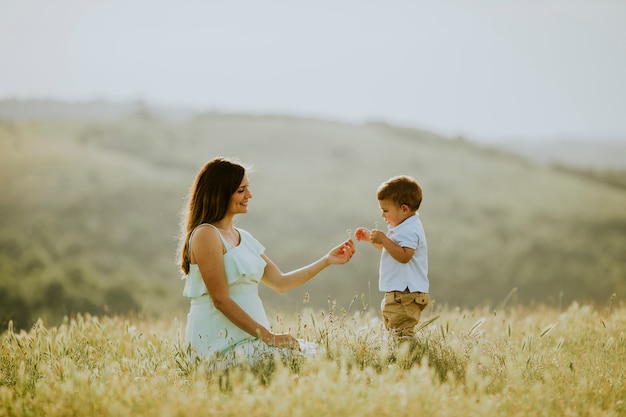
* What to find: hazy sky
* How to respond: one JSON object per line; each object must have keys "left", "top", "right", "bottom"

{"left": 1, "top": 0, "right": 625, "bottom": 142}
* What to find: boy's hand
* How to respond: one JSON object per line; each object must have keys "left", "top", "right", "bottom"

{"left": 370, "top": 229, "right": 387, "bottom": 245}
{"left": 354, "top": 227, "right": 371, "bottom": 242}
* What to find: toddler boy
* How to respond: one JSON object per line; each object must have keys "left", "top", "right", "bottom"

{"left": 355, "top": 175, "right": 430, "bottom": 337}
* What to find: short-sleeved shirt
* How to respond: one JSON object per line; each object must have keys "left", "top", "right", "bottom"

{"left": 379, "top": 213, "right": 429, "bottom": 293}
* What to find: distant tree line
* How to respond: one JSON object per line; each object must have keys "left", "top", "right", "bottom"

{"left": 0, "top": 283, "right": 140, "bottom": 332}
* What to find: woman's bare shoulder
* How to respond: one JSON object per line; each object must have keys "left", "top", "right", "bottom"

{"left": 189, "top": 224, "right": 225, "bottom": 262}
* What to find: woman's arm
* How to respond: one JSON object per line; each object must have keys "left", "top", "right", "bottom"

{"left": 192, "top": 226, "right": 298, "bottom": 347}
{"left": 261, "top": 239, "right": 355, "bottom": 293}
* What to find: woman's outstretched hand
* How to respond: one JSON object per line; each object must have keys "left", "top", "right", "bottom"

{"left": 327, "top": 239, "right": 356, "bottom": 264}
{"left": 354, "top": 227, "right": 371, "bottom": 242}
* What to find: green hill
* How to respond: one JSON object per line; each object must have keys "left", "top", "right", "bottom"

{"left": 1, "top": 101, "right": 624, "bottom": 330}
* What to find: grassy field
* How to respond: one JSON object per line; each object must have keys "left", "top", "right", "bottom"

{"left": 1, "top": 299, "right": 624, "bottom": 416}
{"left": 1, "top": 100, "right": 625, "bottom": 331}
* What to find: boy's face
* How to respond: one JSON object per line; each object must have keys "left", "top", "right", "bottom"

{"left": 378, "top": 199, "right": 410, "bottom": 227}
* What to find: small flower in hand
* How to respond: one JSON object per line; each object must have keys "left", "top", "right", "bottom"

{"left": 354, "top": 227, "right": 370, "bottom": 242}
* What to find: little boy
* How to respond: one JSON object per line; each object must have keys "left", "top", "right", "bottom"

{"left": 355, "top": 175, "right": 430, "bottom": 337}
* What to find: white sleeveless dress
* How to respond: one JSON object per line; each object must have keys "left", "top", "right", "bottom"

{"left": 184, "top": 224, "right": 319, "bottom": 365}
{"left": 183, "top": 224, "right": 271, "bottom": 359}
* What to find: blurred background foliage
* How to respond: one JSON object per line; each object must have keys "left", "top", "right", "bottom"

{"left": 1, "top": 101, "right": 625, "bottom": 331}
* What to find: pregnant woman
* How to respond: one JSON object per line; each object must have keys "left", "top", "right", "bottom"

{"left": 178, "top": 157, "right": 355, "bottom": 366}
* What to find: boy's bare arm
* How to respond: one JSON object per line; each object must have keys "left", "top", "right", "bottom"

{"left": 372, "top": 242, "right": 383, "bottom": 251}
{"left": 370, "top": 230, "right": 415, "bottom": 263}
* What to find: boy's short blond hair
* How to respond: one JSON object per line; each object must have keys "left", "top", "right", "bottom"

{"left": 377, "top": 175, "right": 422, "bottom": 211}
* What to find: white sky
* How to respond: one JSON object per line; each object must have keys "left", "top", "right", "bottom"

{"left": 1, "top": 0, "right": 625, "bottom": 142}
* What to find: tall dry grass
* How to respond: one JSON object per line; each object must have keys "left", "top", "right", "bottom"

{"left": 1, "top": 295, "right": 624, "bottom": 417}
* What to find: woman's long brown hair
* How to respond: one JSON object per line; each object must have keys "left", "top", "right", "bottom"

{"left": 178, "top": 157, "right": 245, "bottom": 275}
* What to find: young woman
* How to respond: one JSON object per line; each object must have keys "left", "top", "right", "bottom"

{"left": 179, "top": 157, "right": 355, "bottom": 363}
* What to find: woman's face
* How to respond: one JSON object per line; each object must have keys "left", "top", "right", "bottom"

{"left": 227, "top": 174, "right": 252, "bottom": 215}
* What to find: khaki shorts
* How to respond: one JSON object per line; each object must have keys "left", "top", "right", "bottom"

{"left": 381, "top": 290, "right": 430, "bottom": 337}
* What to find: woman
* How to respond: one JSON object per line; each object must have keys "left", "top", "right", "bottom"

{"left": 179, "top": 157, "right": 355, "bottom": 363}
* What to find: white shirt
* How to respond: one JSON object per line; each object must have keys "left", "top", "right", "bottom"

{"left": 379, "top": 213, "right": 429, "bottom": 293}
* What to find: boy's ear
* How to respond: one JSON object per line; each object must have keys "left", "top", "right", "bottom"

{"left": 401, "top": 204, "right": 410, "bottom": 213}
